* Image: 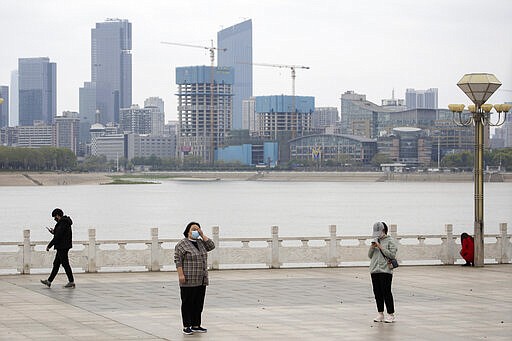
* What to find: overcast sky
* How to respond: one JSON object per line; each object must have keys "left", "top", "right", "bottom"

{"left": 1, "top": 0, "right": 511, "bottom": 121}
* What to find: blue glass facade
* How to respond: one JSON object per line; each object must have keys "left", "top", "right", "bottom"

{"left": 218, "top": 19, "right": 253, "bottom": 130}
{"left": 0, "top": 86, "right": 9, "bottom": 128}
{"left": 255, "top": 95, "right": 314, "bottom": 114}
{"left": 215, "top": 141, "right": 278, "bottom": 166}
{"left": 176, "top": 66, "right": 234, "bottom": 85}
{"left": 18, "top": 57, "right": 56, "bottom": 126}
{"left": 91, "top": 19, "right": 132, "bottom": 124}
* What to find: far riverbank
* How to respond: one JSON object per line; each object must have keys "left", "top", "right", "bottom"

{"left": 0, "top": 171, "right": 510, "bottom": 186}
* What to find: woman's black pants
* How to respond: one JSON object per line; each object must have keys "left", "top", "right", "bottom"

{"left": 180, "top": 285, "right": 206, "bottom": 327}
{"left": 48, "top": 248, "right": 74, "bottom": 283}
{"left": 371, "top": 272, "right": 394, "bottom": 314}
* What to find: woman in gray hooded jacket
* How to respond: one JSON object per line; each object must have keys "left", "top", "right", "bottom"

{"left": 368, "top": 221, "right": 398, "bottom": 323}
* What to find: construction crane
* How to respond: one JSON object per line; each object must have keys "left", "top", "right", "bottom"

{"left": 161, "top": 40, "right": 227, "bottom": 164}
{"left": 249, "top": 62, "right": 310, "bottom": 137}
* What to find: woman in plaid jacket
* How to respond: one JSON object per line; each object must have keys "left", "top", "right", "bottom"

{"left": 174, "top": 222, "right": 215, "bottom": 335}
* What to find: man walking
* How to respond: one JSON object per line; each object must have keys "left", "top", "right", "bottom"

{"left": 40, "top": 208, "right": 75, "bottom": 288}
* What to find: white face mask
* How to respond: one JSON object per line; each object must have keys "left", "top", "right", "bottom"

{"left": 191, "top": 230, "right": 200, "bottom": 239}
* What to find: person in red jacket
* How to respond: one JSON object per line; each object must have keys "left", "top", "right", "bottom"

{"left": 460, "top": 233, "right": 474, "bottom": 266}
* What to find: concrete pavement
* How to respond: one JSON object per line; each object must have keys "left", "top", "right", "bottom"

{"left": 0, "top": 265, "right": 511, "bottom": 340}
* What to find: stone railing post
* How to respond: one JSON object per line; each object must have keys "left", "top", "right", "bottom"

{"left": 442, "top": 224, "right": 455, "bottom": 264}
{"left": 87, "top": 229, "right": 97, "bottom": 273}
{"left": 211, "top": 226, "right": 219, "bottom": 270}
{"left": 271, "top": 225, "right": 280, "bottom": 269}
{"left": 390, "top": 224, "right": 397, "bottom": 238}
{"left": 22, "top": 229, "right": 31, "bottom": 274}
{"left": 327, "top": 225, "right": 338, "bottom": 267}
{"left": 150, "top": 228, "right": 161, "bottom": 271}
{"left": 498, "top": 223, "right": 509, "bottom": 264}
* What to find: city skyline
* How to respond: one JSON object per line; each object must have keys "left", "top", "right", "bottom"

{"left": 1, "top": 0, "right": 511, "bottom": 123}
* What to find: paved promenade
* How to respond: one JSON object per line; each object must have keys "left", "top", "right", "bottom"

{"left": 0, "top": 265, "right": 511, "bottom": 340}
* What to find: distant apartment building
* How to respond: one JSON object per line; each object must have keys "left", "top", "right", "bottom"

{"left": 80, "top": 18, "right": 132, "bottom": 125}
{"left": 144, "top": 105, "right": 165, "bottom": 136}
{"left": 55, "top": 111, "right": 80, "bottom": 154}
{"left": 16, "top": 121, "right": 55, "bottom": 148}
{"left": 144, "top": 97, "right": 164, "bottom": 115}
{"left": 405, "top": 88, "right": 438, "bottom": 109}
{"left": 119, "top": 105, "right": 152, "bottom": 135}
{"left": 242, "top": 97, "right": 257, "bottom": 133}
{"left": 133, "top": 135, "right": 175, "bottom": 159}
{"left": 176, "top": 65, "right": 234, "bottom": 161}
{"left": 18, "top": 57, "right": 56, "bottom": 126}
{"left": 0, "top": 86, "right": 9, "bottom": 128}
{"left": 92, "top": 132, "right": 175, "bottom": 160}
{"left": 255, "top": 95, "right": 315, "bottom": 139}
{"left": 312, "top": 107, "right": 339, "bottom": 130}
{"left": 218, "top": 19, "right": 253, "bottom": 130}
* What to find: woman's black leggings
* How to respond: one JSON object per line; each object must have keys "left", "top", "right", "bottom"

{"left": 371, "top": 272, "right": 394, "bottom": 314}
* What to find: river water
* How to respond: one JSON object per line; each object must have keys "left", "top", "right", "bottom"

{"left": 1, "top": 181, "right": 511, "bottom": 242}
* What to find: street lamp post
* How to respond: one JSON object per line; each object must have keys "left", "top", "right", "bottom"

{"left": 449, "top": 73, "right": 511, "bottom": 267}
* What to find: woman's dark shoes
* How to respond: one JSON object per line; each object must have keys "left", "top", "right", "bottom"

{"left": 191, "top": 326, "right": 207, "bottom": 333}
{"left": 182, "top": 327, "right": 193, "bottom": 335}
{"left": 63, "top": 282, "right": 75, "bottom": 288}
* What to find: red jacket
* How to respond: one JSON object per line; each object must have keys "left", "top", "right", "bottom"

{"left": 460, "top": 236, "right": 474, "bottom": 262}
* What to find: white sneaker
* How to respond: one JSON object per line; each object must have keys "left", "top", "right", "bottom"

{"left": 373, "top": 313, "right": 384, "bottom": 322}
{"left": 384, "top": 314, "right": 396, "bottom": 323}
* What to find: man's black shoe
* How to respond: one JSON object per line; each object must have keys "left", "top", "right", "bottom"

{"left": 191, "top": 326, "right": 207, "bottom": 333}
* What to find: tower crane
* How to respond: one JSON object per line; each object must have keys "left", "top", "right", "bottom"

{"left": 161, "top": 40, "right": 227, "bottom": 164}
{"left": 249, "top": 62, "right": 310, "bottom": 137}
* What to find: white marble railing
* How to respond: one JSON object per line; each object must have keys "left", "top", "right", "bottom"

{"left": 1, "top": 223, "right": 510, "bottom": 274}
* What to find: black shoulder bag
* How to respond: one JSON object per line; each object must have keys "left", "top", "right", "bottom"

{"left": 379, "top": 247, "right": 399, "bottom": 269}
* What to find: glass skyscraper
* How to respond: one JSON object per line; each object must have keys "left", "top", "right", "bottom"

{"left": 18, "top": 57, "right": 56, "bottom": 126}
{"left": 217, "top": 19, "right": 253, "bottom": 130}
{"left": 86, "top": 18, "right": 132, "bottom": 125}
{"left": 0, "top": 86, "right": 8, "bottom": 128}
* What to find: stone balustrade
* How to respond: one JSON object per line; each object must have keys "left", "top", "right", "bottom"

{"left": 1, "top": 223, "right": 510, "bottom": 274}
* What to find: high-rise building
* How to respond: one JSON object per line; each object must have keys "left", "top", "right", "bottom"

{"left": 255, "top": 95, "right": 315, "bottom": 139}
{"left": 55, "top": 111, "right": 80, "bottom": 154}
{"left": 0, "top": 86, "right": 9, "bottom": 128}
{"left": 242, "top": 97, "right": 257, "bottom": 133}
{"left": 81, "top": 18, "right": 132, "bottom": 125}
{"left": 218, "top": 19, "right": 253, "bottom": 130}
{"left": 144, "top": 97, "right": 165, "bottom": 136}
{"left": 312, "top": 107, "right": 339, "bottom": 129}
{"left": 18, "top": 57, "right": 56, "bottom": 126}
{"left": 405, "top": 88, "right": 438, "bottom": 109}
{"left": 176, "top": 65, "right": 234, "bottom": 161}
{"left": 10, "top": 70, "right": 18, "bottom": 127}
{"left": 119, "top": 105, "right": 152, "bottom": 135}
{"left": 144, "top": 97, "right": 164, "bottom": 115}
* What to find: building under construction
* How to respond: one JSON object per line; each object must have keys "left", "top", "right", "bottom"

{"left": 176, "top": 66, "right": 234, "bottom": 162}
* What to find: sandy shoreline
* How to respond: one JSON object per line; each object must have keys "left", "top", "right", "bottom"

{"left": 0, "top": 171, "right": 510, "bottom": 186}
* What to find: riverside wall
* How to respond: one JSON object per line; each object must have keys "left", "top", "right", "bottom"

{"left": 0, "top": 171, "right": 511, "bottom": 186}
{"left": 1, "top": 223, "right": 510, "bottom": 274}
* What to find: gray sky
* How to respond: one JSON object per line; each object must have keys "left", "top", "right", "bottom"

{"left": 1, "top": 0, "right": 511, "bottom": 121}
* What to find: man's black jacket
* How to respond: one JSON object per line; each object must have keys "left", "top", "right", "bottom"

{"left": 48, "top": 216, "right": 73, "bottom": 250}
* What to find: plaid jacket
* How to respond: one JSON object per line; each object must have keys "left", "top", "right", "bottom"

{"left": 174, "top": 238, "right": 215, "bottom": 287}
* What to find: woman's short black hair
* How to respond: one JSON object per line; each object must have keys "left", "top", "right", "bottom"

{"left": 381, "top": 222, "right": 388, "bottom": 234}
{"left": 183, "top": 221, "right": 201, "bottom": 238}
{"left": 51, "top": 208, "right": 64, "bottom": 217}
